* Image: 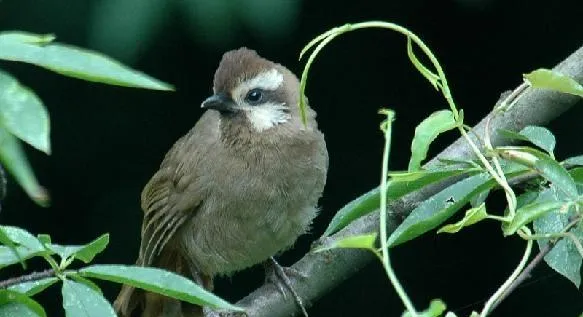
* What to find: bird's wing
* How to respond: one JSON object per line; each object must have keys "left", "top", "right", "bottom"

{"left": 138, "top": 126, "right": 208, "bottom": 267}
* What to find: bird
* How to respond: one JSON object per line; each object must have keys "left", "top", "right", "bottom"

{"left": 114, "top": 47, "right": 328, "bottom": 317}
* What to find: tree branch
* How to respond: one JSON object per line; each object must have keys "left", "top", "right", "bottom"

{"left": 0, "top": 269, "right": 55, "bottom": 289}
{"left": 227, "top": 44, "right": 583, "bottom": 317}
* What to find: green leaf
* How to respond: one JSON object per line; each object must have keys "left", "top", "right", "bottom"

{"left": 62, "top": 279, "right": 116, "bottom": 317}
{"left": 323, "top": 167, "right": 477, "bottom": 237}
{"left": 0, "top": 226, "right": 25, "bottom": 269}
{"left": 406, "top": 37, "right": 440, "bottom": 90}
{"left": 0, "top": 226, "right": 49, "bottom": 268}
{"left": 314, "top": 233, "right": 377, "bottom": 253}
{"left": 47, "top": 233, "right": 109, "bottom": 264}
{"left": 563, "top": 155, "right": 583, "bottom": 167}
{"left": 502, "top": 201, "right": 564, "bottom": 236}
{"left": 0, "top": 70, "right": 50, "bottom": 154}
{"left": 533, "top": 195, "right": 582, "bottom": 287}
{"left": 0, "top": 290, "right": 46, "bottom": 317}
{"left": 408, "top": 110, "right": 457, "bottom": 171}
{"left": 403, "top": 299, "right": 446, "bottom": 317}
{"left": 67, "top": 275, "right": 103, "bottom": 295}
{"left": 8, "top": 277, "right": 58, "bottom": 296}
{"left": 388, "top": 164, "right": 528, "bottom": 247}
{"left": 0, "top": 126, "right": 49, "bottom": 206}
{"left": 388, "top": 173, "right": 493, "bottom": 247}
{"left": 437, "top": 203, "right": 488, "bottom": 234}
{"left": 498, "top": 146, "right": 578, "bottom": 199}
{"left": 524, "top": 69, "right": 583, "bottom": 98}
{"left": 499, "top": 126, "right": 556, "bottom": 157}
{"left": 80, "top": 264, "right": 243, "bottom": 312}
{"left": 0, "top": 226, "right": 44, "bottom": 252}
{"left": 0, "top": 31, "right": 173, "bottom": 91}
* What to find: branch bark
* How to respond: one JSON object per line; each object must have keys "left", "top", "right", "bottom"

{"left": 228, "top": 44, "right": 583, "bottom": 317}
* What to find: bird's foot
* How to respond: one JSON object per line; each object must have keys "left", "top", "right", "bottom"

{"left": 264, "top": 257, "right": 309, "bottom": 317}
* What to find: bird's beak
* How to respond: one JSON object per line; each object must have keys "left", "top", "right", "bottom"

{"left": 201, "top": 93, "right": 236, "bottom": 112}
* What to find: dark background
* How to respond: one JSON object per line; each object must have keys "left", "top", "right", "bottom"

{"left": 1, "top": 0, "right": 583, "bottom": 316}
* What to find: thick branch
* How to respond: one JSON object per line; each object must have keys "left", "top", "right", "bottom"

{"left": 231, "top": 44, "right": 583, "bottom": 317}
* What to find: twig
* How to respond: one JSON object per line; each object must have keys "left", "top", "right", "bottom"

{"left": 488, "top": 216, "right": 582, "bottom": 312}
{"left": 0, "top": 269, "right": 55, "bottom": 289}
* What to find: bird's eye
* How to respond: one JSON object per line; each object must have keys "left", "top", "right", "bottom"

{"left": 245, "top": 88, "right": 263, "bottom": 104}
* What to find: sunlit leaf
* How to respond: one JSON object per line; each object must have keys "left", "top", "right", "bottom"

{"left": 323, "top": 167, "right": 477, "bottom": 236}
{"left": 0, "top": 70, "right": 50, "bottom": 153}
{"left": 62, "top": 279, "right": 114, "bottom": 317}
{"left": 0, "top": 31, "right": 173, "bottom": 91}
{"left": 0, "top": 127, "right": 49, "bottom": 206}
{"left": 8, "top": 277, "right": 58, "bottom": 296}
{"left": 524, "top": 69, "right": 583, "bottom": 98}
{"left": 406, "top": 37, "right": 440, "bottom": 90}
{"left": 0, "top": 290, "right": 46, "bottom": 317}
{"left": 408, "top": 110, "right": 457, "bottom": 171}
{"left": 438, "top": 203, "right": 488, "bottom": 234}
{"left": 80, "top": 265, "right": 243, "bottom": 311}
{"left": 314, "top": 233, "right": 377, "bottom": 253}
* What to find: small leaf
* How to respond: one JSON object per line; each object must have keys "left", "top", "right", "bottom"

{"left": 437, "top": 203, "right": 488, "bottom": 234}
{"left": 0, "top": 127, "right": 49, "bottom": 206}
{"left": 314, "top": 233, "right": 377, "bottom": 253}
{"left": 524, "top": 69, "right": 583, "bottom": 98}
{"left": 62, "top": 279, "right": 115, "bottom": 317}
{"left": 0, "top": 70, "right": 50, "bottom": 154}
{"left": 323, "top": 167, "right": 477, "bottom": 236}
{"left": 0, "top": 290, "right": 46, "bottom": 317}
{"left": 8, "top": 277, "right": 58, "bottom": 296}
{"left": 407, "top": 37, "right": 440, "bottom": 90}
{"left": 403, "top": 299, "right": 446, "bottom": 317}
{"left": 0, "top": 31, "right": 173, "bottom": 91}
{"left": 47, "top": 233, "right": 109, "bottom": 264}
{"left": 502, "top": 201, "right": 564, "bottom": 236}
{"left": 408, "top": 110, "right": 458, "bottom": 171}
{"left": 498, "top": 146, "right": 578, "bottom": 199}
{"left": 80, "top": 264, "right": 243, "bottom": 312}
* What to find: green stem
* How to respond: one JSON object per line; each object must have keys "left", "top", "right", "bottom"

{"left": 378, "top": 110, "right": 419, "bottom": 316}
{"left": 480, "top": 227, "right": 533, "bottom": 316}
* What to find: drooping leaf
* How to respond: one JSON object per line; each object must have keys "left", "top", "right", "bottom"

{"left": 8, "top": 277, "right": 58, "bottom": 296}
{"left": 563, "top": 155, "right": 583, "bottom": 167}
{"left": 498, "top": 146, "right": 578, "bottom": 199}
{"left": 0, "top": 31, "right": 173, "bottom": 91}
{"left": 47, "top": 234, "right": 109, "bottom": 264}
{"left": 524, "top": 69, "right": 583, "bottom": 98}
{"left": 0, "top": 127, "right": 49, "bottom": 206}
{"left": 323, "top": 167, "right": 478, "bottom": 237}
{"left": 437, "top": 203, "right": 488, "bottom": 234}
{"left": 406, "top": 37, "right": 440, "bottom": 90}
{"left": 314, "top": 233, "right": 378, "bottom": 253}
{"left": 62, "top": 279, "right": 115, "bottom": 317}
{"left": 80, "top": 265, "right": 243, "bottom": 311}
{"left": 67, "top": 275, "right": 103, "bottom": 295}
{"left": 388, "top": 164, "right": 528, "bottom": 247}
{"left": 0, "top": 290, "right": 46, "bottom": 317}
{"left": 0, "top": 70, "right": 50, "bottom": 154}
{"left": 502, "top": 201, "right": 564, "bottom": 236}
{"left": 408, "top": 110, "right": 457, "bottom": 171}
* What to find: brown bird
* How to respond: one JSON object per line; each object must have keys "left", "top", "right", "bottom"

{"left": 114, "top": 47, "right": 328, "bottom": 317}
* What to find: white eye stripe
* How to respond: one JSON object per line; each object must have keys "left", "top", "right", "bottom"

{"left": 244, "top": 102, "right": 290, "bottom": 132}
{"left": 232, "top": 68, "right": 283, "bottom": 102}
